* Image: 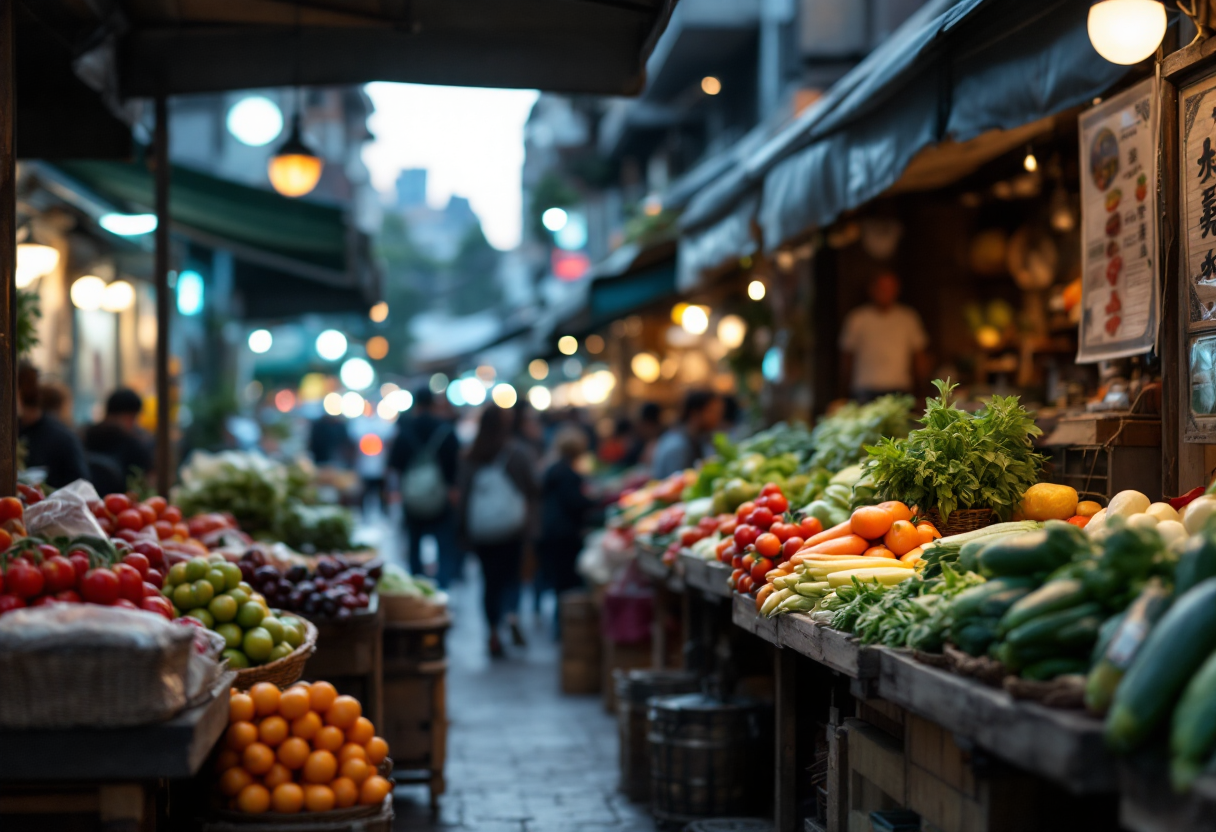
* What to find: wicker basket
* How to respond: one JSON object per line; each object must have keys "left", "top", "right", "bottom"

{"left": 231, "top": 616, "right": 319, "bottom": 691}
{"left": 381, "top": 592, "right": 448, "bottom": 623}
{"left": 924, "top": 507, "right": 995, "bottom": 537}
{"left": 204, "top": 795, "right": 393, "bottom": 831}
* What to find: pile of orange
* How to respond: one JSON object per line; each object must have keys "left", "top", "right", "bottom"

{"left": 217, "top": 681, "right": 392, "bottom": 814}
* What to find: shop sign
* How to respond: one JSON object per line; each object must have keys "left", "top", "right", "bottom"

{"left": 1078, "top": 77, "right": 1159, "bottom": 363}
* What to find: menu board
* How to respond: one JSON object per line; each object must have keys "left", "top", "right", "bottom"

{"left": 1077, "top": 77, "right": 1159, "bottom": 363}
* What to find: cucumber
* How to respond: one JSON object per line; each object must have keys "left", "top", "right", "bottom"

{"left": 1091, "top": 612, "right": 1127, "bottom": 667}
{"left": 977, "top": 531, "right": 1064, "bottom": 577}
{"left": 978, "top": 586, "right": 1034, "bottom": 619}
{"left": 1005, "top": 602, "right": 1103, "bottom": 649}
{"left": 1085, "top": 579, "right": 1171, "bottom": 716}
{"left": 1171, "top": 650, "right": 1216, "bottom": 792}
{"left": 999, "top": 579, "right": 1088, "bottom": 634}
{"left": 948, "top": 577, "right": 1037, "bottom": 619}
{"left": 1106, "top": 578, "right": 1216, "bottom": 752}
{"left": 1022, "top": 657, "right": 1089, "bottom": 681}
{"left": 958, "top": 532, "right": 1025, "bottom": 573}
{"left": 1055, "top": 614, "right": 1103, "bottom": 649}
{"left": 1175, "top": 532, "right": 1216, "bottom": 595}
{"left": 953, "top": 617, "right": 1000, "bottom": 656}
{"left": 995, "top": 640, "right": 1085, "bottom": 672}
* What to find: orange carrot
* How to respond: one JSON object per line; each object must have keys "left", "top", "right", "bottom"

{"left": 804, "top": 519, "right": 853, "bottom": 548}
{"left": 900, "top": 547, "right": 924, "bottom": 564}
{"left": 801, "top": 534, "right": 869, "bottom": 556}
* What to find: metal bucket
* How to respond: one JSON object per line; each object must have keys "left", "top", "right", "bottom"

{"left": 614, "top": 669, "right": 702, "bottom": 801}
{"left": 648, "top": 693, "right": 771, "bottom": 823}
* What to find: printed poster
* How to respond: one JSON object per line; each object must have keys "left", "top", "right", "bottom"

{"left": 1077, "top": 77, "right": 1159, "bottom": 363}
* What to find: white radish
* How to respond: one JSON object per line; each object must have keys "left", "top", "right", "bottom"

{"left": 1156, "top": 519, "right": 1188, "bottom": 547}
{"left": 1184, "top": 496, "right": 1216, "bottom": 535}
{"left": 1127, "top": 513, "right": 1159, "bottom": 530}
{"left": 1108, "top": 490, "right": 1151, "bottom": 519}
{"left": 1146, "top": 502, "right": 1182, "bottom": 524}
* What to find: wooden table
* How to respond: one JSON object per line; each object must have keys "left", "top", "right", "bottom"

{"left": 382, "top": 614, "right": 450, "bottom": 811}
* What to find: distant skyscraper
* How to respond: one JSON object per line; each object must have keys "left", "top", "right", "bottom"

{"left": 395, "top": 169, "right": 428, "bottom": 209}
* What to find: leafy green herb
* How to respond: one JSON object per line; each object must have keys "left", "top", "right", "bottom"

{"left": 808, "top": 394, "right": 913, "bottom": 472}
{"left": 863, "top": 379, "right": 1044, "bottom": 522}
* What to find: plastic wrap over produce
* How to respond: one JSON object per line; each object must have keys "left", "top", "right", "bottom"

{"left": 0, "top": 606, "right": 196, "bottom": 727}
{"left": 23, "top": 479, "right": 108, "bottom": 539}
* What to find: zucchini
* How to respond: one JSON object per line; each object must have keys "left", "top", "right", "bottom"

{"left": 978, "top": 586, "right": 1034, "bottom": 619}
{"left": 1085, "top": 579, "right": 1171, "bottom": 715}
{"left": 999, "top": 579, "right": 1088, "bottom": 634}
{"left": 1005, "top": 602, "right": 1103, "bottom": 649}
{"left": 1175, "top": 532, "right": 1216, "bottom": 595}
{"left": 1055, "top": 614, "right": 1103, "bottom": 648}
{"left": 1106, "top": 578, "right": 1216, "bottom": 752}
{"left": 958, "top": 532, "right": 1028, "bottom": 572}
{"left": 953, "top": 617, "right": 1000, "bottom": 657}
{"left": 1022, "top": 657, "right": 1089, "bottom": 681}
{"left": 995, "top": 640, "right": 1086, "bottom": 672}
{"left": 948, "top": 577, "right": 1038, "bottom": 619}
{"left": 977, "top": 532, "right": 1060, "bottom": 577}
{"left": 1171, "top": 650, "right": 1216, "bottom": 792}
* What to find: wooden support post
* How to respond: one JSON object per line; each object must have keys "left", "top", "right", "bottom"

{"left": 774, "top": 647, "right": 798, "bottom": 832}
{"left": 153, "top": 95, "right": 172, "bottom": 495}
{"left": 0, "top": 0, "right": 15, "bottom": 498}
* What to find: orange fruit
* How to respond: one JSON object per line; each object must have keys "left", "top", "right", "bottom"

{"left": 314, "top": 725, "right": 345, "bottom": 753}
{"left": 863, "top": 545, "right": 895, "bottom": 559}
{"left": 277, "top": 737, "right": 311, "bottom": 770}
{"left": 258, "top": 715, "right": 289, "bottom": 747}
{"left": 340, "top": 758, "right": 370, "bottom": 784}
{"left": 249, "top": 683, "right": 281, "bottom": 717}
{"left": 215, "top": 749, "right": 241, "bottom": 772}
{"left": 263, "top": 762, "right": 293, "bottom": 789}
{"left": 347, "top": 716, "right": 375, "bottom": 745}
{"left": 271, "top": 782, "right": 304, "bottom": 814}
{"left": 303, "top": 784, "right": 335, "bottom": 813}
{"left": 291, "top": 711, "right": 322, "bottom": 740}
{"left": 325, "top": 695, "right": 361, "bottom": 729}
{"left": 219, "top": 765, "right": 254, "bottom": 797}
{"left": 359, "top": 775, "right": 391, "bottom": 805}
{"left": 338, "top": 743, "right": 367, "bottom": 764}
{"left": 303, "top": 750, "right": 337, "bottom": 784}
{"left": 849, "top": 506, "right": 895, "bottom": 541}
{"left": 229, "top": 693, "right": 255, "bottom": 724}
{"left": 242, "top": 742, "right": 276, "bottom": 776}
{"left": 237, "top": 783, "right": 271, "bottom": 814}
{"left": 278, "top": 687, "right": 311, "bottom": 721}
{"left": 915, "top": 522, "right": 941, "bottom": 544}
{"left": 364, "top": 737, "right": 388, "bottom": 765}
{"left": 878, "top": 501, "right": 913, "bottom": 523}
{"left": 331, "top": 777, "right": 359, "bottom": 808}
{"left": 226, "top": 721, "right": 258, "bottom": 751}
{"left": 883, "top": 520, "right": 920, "bottom": 556}
{"left": 309, "top": 681, "right": 338, "bottom": 713}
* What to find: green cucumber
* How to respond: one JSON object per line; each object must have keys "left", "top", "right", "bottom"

{"left": 1055, "top": 615, "right": 1102, "bottom": 649}
{"left": 953, "top": 617, "right": 1000, "bottom": 657}
{"left": 1022, "top": 657, "right": 1089, "bottom": 681}
{"left": 948, "top": 577, "right": 1037, "bottom": 620}
{"left": 999, "top": 579, "right": 1088, "bottom": 634}
{"left": 958, "top": 532, "right": 1025, "bottom": 573}
{"left": 1091, "top": 612, "right": 1127, "bottom": 666}
{"left": 1085, "top": 579, "right": 1171, "bottom": 716}
{"left": 978, "top": 586, "right": 1034, "bottom": 619}
{"left": 1171, "top": 650, "right": 1216, "bottom": 792}
{"left": 1106, "top": 578, "right": 1216, "bottom": 752}
{"left": 1175, "top": 532, "right": 1216, "bottom": 595}
{"left": 1005, "top": 602, "right": 1103, "bottom": 649}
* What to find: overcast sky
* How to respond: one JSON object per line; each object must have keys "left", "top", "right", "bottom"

{"left": 362, "top": 83, "right": 539, "bottom": 251}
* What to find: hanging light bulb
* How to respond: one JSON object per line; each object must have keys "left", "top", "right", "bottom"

{"left": 268, "top": 112, "right": 324, "bottom": 198}
{"left": 1087, "top": 0, "right": 1167, "bottom": 65}
{"left": 15, "top": 243, "right": 59, "bottom": 288}
{"left": 1023, "top": 148, "right": 1038, "bottom": 173}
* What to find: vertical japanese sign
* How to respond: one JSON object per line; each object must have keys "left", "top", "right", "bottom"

{"left": 1078, "top": 77, "right": 1158, "bottom": 363}
{"left": 1179, "top": 70, "right": 1216, "bottom": 426}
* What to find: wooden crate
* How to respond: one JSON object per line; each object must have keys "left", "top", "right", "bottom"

{"left": 0, "top": 782, "right": 157, "bottom": 832}
{"left": 601, "top": 639, "right": 652, "bottom": 713}
{"left": 560, "top": 591, "right": 602, "bottom": 695}
{"left": 304, "top": 601, "right": 385, "bottom": 730}
{"left": 381, "top": 616, "right": 449, "bottom": 810}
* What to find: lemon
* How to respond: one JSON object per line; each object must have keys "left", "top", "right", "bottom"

{"left": 1019, "top": 483, "right": 1079, "bottom": 521}
{"left": 1076, "top": 500, "right": 1102, "bottom": 518}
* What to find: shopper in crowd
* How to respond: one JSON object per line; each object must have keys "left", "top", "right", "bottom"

{"left": 621, "top": 401, "right": 662, "bottom": 469}
{"left": 839, "top": 271, "right": 930, "bottom": 402}
{"left": 83, "top": 388, "right": 154, "bottom": 495}
{"left": 458, "top": 405, "right": 539, "bottom": 658}
{"left": 309, "top": 412, "right": 354, "bottom": 467}
{"left": 538, "top": 425, "right": 598, "bottom": 632}
{"left": 503, "top": 401, "right": 545, "bottom": 644}
{"left": 387, "top": 388, "right": 461, "bottom": 588}
{"left": 39, "top": 382, "right": 71, "bottom": 424}
{"left": 597, "top": 417, "right": 632, "bottom": 467}
{"left": 652, "top": 390, "right": 723, "bottom": 479}
{"left": 17, "top": 362, "right": 89, "bottom": 489}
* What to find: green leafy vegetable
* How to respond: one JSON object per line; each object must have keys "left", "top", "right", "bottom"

{"left": 808, "top": 394, "right": 913, "bottom": 472}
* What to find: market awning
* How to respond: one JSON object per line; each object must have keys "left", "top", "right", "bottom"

{"left": 677, "top": 191, "right": 758, "bottom": 291}
{"left": 548, "top": 239, "right": 678, "bottom": 339}
{"left": 26, "top": 0, "right": 679, "bottom": 98}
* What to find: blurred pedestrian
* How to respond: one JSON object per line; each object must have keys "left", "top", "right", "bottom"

{"left": 538, "top": 426, "right": 597, "bottom": 632}
{"left": 309, "top": 412, "right": 354, "bottom": 467}
{"left": 597, "top": 417, "right": 632, "bottom": 467}
{"left": 83, "top": 388, "right": 154, "bottom": 495}
{"left": 652, "top": 390, "right": 723, "bottom": 478}
{"left": 458, "top": 406, "right": 538, "bottom": 658}
{"left": 17, "top": 362, "right": 89, "bottom": 488}
{"left": 388, "top": 388, "right": 461, "bottom": 588}
{"left": 39, "top": 382, "right": 71, "bottom": 424}
{"left": 621, "top": 402, "right": 661, "bottom": 469}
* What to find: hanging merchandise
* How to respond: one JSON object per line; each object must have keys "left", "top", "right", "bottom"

{"left": 1077, "top": 77, "right": 1159, "bottom": 363}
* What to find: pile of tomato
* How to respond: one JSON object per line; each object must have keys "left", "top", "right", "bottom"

{"left": 718, "top": 483, "right": 824, "bottom": 595}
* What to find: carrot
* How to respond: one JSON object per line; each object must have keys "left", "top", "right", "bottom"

{"left": 804, "top": 519, "right": 853, "bottom": 547}
{"left": 864, "top": 545, "right": 896, "bottom": 558}
{"left": 791, "top": 551, "right": 875, "bottom": 566}
{"left": 800, "top": 534, "right": 869, "bottom": 556}
{"left": 900, "top": 547, "right": 924, "bottom": 564}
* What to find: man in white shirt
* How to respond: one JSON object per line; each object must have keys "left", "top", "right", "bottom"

{"left": 839, "top": 273, "right": 929, "bottom": 402}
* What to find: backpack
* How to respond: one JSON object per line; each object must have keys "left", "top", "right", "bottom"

{"left": 466, "top": 447, "right": 528, "bottom": 545}
{"left": 401, "top": 423, "right": 453, "bottom": 521}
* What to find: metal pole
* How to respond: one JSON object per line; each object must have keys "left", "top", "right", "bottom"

{"left": 154, "top": 95, "right": 172, "bottom": 495}
{"left": 0, "top": 0, "right": 16, "bottom": 497}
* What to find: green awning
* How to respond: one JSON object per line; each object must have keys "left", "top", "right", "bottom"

{"left": 590, "top": 260, "right": 677, "bottom": 326}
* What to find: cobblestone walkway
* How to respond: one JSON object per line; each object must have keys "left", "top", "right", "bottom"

{"left": 392, "top": 564, "right": 657, "bottom": 832}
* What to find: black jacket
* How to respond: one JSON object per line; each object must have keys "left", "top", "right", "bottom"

{"left": 388, "top": 413, "right": 460, "bottom": 487}
{"left": 20, "top": 415, "right": 89, "bottom": 488}
{"left": 539, "top": 459, "right": 595, "bottom": 542}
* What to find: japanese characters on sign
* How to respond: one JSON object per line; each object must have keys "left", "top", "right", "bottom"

{"left": 1078, "top": 77, "right": 1158, "bottom": 363}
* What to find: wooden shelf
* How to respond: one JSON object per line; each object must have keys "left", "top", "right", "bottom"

{"left": 679, "top": 553, "right": 732, "bottom": 599}
{"left": 779, "top": 613, "right": 880, "bottom": 680}
{"left": 732, "top": 593, "right": 779, "bottom": 645}
{"left": 636, "top": 544, "right": 684, "bottom": 592}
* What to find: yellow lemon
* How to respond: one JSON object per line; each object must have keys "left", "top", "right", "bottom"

{"left": 1075, "top": 500, "right": 1103, "bottom": 518}
{"left": 1020, "top": 483, "right": 1079, "bottom": 522}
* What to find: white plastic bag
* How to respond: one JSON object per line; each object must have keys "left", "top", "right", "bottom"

{"left": 23, "top": 479, "right": 107, "bottom": 540}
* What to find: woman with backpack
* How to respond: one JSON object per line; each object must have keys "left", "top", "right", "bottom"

{"left": 458, "top": 405, "right": 539, "bottom": 657}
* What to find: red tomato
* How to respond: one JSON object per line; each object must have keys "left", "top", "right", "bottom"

{"left": 753, "top": 495, "right": 770, "bottom": 510}
{"left": 0, "top": 529, "right": 11, "bottom": 552}
{"left": 735, "top": 501, "right": 756, "bottom": 521}
{"left": 81, "top": 568, "right": 120, "bottom": 605}
{"left": 679, "top": 528, "right": 704, "bottom": 547}
{"left": 121, "top": 553, "right": 150, "bottom": 579}
{"left": 698, "top": 516, "right": 719, "bottom": 533}
{"left": 113, "top": 529, "right": 142, "bottom": 544}
{"left": 54, "top": 589, "right": 81, "bottom": 603}
{"left": 718, "top": 517, "right": 738, "bottom": 536}
{"left": 0, "top": 570, "right": 4, "bottom": 593}
{"left": 141, "top": 581, "right": 161, "bottom": 598}
{"left": 0, "top": 496, "right": 23, "bottom": 523}
{"left": 782, "top": 537, "right": 805, "bottom": 560}
{"left": 755, "top": 533, "right": 782, "bottom": 558}
{"left": 733, "top": 524, "right": 759, "bottom": 548}
{"left": 731, "top": 554, "right": 744, "bottom": 570}
{"left": 37, "top": 544, "right": 60, "bottom": 562}
{"left": 68, "top": 552, "right": 91, "bottom": 582}
{"left": 40, "top": 556, "right": 77, "bottom": 593}
{"left": 737, "top": 574, "right": 754, "bottom": 594}
{"left": 140, "top": 595, "right": 174, "bottom": 619}
{"left": 729, "top": 568, "right": 744, "bottom": 589}
{"left": 113, "top": 564, "right": 145, "bottom": 603}
{"left": 116, "top": 509, "right": 144, "bottom": 531}
{"left": 172, "top": 523, "right": 190, "bottom": 539}
{"left": 719, "top": 544, "right": 738, "bottom": 565}
{"left": 17, "top": 484, "right": 43, "bottom": 505}
{"left": 799, "top": 517, "right": 823, "bottom": 538}
{"left": 0, "top": 594, "right": 25, "bottom": 615}
{"left": 136, "top": 505, "right": 157, "bottom": 528}
{"left": 30, "top": 595, "right": 57, "bottom": 607}
{"left": 749, "top": 557, "right": 773, "bottom": 584}
{"left": 132, "top": 541, "right": 166, "bottom": 570}
{"left": 145, "top": 568, "right": 164, "bottom": 589}
{"left": 766, "top": 494, "right": 789, "bottom": 514}
{"left": 6, "top": 561, "right": 44, "bottom": 598}
{"left": 114, "top": 599, "right": 139, "bottom": 610}
{"left": 715, "top": 539, "right": 733, "bottom": 559}
{"left": 162, "top": 506, "right": 183, "bottom": 524}
{"left": 144, "top": 496, "right": 168, "bottom": 517}
{"left": 746, "top": 507, "right": 775, "bottom": 529}
{"left": 88, "top": 499, "right": 109, "bottom": 518}
{"left": 97, "top": 517, "right": 116, "bottom": 535}
{"left": 769, "top": 523, "right": 793, "bottom": 542}
{"left": 761, "top": 482, "right": 783, "bottom": 497}
{"left": 104, "top": 493, "right": 132, "bottom": 515}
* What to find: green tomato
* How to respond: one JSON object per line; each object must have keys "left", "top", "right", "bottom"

{"left": 221, "top": 648, "right": 250, "bottom": 669}
{"left": 242, "top": 627, "right": 274, "bottom": 663}
{"left": 172, "top": 583, "right": 197, "bottom": 611}
{"left": 208, "top": 554, "right": 227, "bottom": 565}
{"left": 260, "top": 616, "right": 285, "bottom": 645}
{"left": 191, "top": 579, "right": 215, "bottom": 607}
{"left": 220, "top": 563, "right": 243, "bottom": 591}
{"left": 167, "top": 563, "right": 189, "bottom": 586}
{"left": 280, "top": 624, "right": 303, "bottom": 649}
{"left": 269, "top": 642, "right": 294, "bottom": 662}
{"left": 184, "top": 558, "right": 210, "bottom": 582}
{"left": 236, "top": 601, "right": 265, "bottom": 629}
{"left": 216, "top": 622, "right": 244, "bottom": 649}
{"left": 185, "top": 607, "right": 215, "bottom": 629}
{"left": 209, "top": 594, "right": 238, "bottom": 623}
{"left": 227, "top": 588, "right": 250, "bottom": 608}
{"left": 206, "top": 569, "right": 227, "bottom": 594}
{"left": 237, "top": 581, "right": 254, "bottom": 596}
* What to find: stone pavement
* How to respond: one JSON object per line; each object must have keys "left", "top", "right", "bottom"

{"left": 391, "top": 563, "right": 658, "bottom": 832}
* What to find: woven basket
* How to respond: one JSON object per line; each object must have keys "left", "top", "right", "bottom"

{"left": 925, "top": 507, "right": 995, "bottom": 537}
{"left": 231, "top": 616, "right": 318, "bottom": 691}
{"left": 204, "top": 795, "right": 393, "bottom": 831}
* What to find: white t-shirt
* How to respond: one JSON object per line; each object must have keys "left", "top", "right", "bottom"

{"left": 839, "top": 303, "right": 928, "bottom": 393}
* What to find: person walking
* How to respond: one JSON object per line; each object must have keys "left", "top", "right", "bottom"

{"left": 537, "top": 426, "right": 597, "bottom": 633}
{"left": 17, "top": 362, "right": 89, "bottom": 489}
{"left": 387, "top": 388, "right": 462, "bottom": 588}
{"left": 651, "top": 390, "right": 723, "bottom": 479}
{"left": 458, "top": 406, "right": 538, "bottom": 658}
{"left": 839, "top": 272, "right": 930, "bottom": 402}
{"left": 83, "top": 388, "right": 154, "bottom": 495}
